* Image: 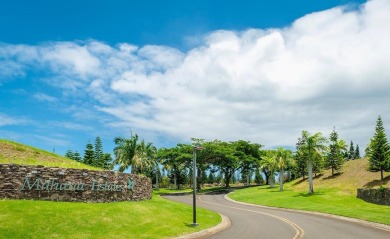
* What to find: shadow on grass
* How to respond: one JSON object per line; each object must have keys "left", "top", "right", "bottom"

{"left": 293, "top": 191, "right": 325, "bottom": 197}
{"left": 322, "top": 172, "right": 343, "bottom": 181}
{"left": 364, "top": 175, "right": 390, "bottom": 188}
{"left": 184, "top": 223, "right": 199, "bottom": 228}
{"left": 292, "top": 178, "right": 306, "bottom": 186}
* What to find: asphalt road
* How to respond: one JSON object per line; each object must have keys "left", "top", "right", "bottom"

{"left": 163, "top": 192, "right": 390, "bottom": 239}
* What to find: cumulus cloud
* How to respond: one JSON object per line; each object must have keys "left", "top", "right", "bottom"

{"left": 1, "top": 0, "right": 390, "bottom": 148}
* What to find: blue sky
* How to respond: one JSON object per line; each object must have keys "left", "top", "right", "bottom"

{"left": 1, "top": 0, "right": 389, "bottom": 157}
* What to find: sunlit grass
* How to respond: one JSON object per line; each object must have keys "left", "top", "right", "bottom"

{"left": 229, "top": 184, "right": 390, "bottom": 225}
{"left": 0, "top": 139, "right": 99, "bottom": 170}
{"left": 0, "top": 192, "right": 221, "bottom": 239}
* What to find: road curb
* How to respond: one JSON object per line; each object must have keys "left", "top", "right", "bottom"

{"left": 224, "top": 193, "right": 390, "bottom": 233}
{"left": 173, "top": 213, "right": 231, "bottom": 239}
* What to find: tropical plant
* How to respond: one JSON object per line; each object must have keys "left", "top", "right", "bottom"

{"left": 298, "top": 130, "right": 328, "bottom": 194}
{"left": 112, "top": 134, "right": 138, "bottom": 172}
{"left": 259, "top": 150, "right": 278, "bottom": 188}
{"left": 275, "top": 148, "right": 295, "bottom": 191}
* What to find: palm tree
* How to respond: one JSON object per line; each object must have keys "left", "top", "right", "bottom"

{"left": 275, "top": 148, "right": 295, "bottom": 191}
{"left": 113, "top": 134, "right": 139, "bottom": 172}
{"left": 113, "top": 134, "right": 157, "bottom": 174}
{"left": 300, "top": 131, "right": 328, "bottom": 194}
{"left": 133, "top": 139, "right": 157, "bottom": 174}
{"left": 260, "top": 150, "right": 278, "bottom": 188}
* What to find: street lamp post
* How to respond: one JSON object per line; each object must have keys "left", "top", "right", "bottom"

{"left": 192, "top": 146, "right": 203, "bottom": 227}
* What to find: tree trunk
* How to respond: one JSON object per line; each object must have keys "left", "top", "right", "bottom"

{"left": 224, "top": 172, "right": 230, "bottom": 187}
{"left": 174, "top": 174, "right": 177, "bottom": 189}
{"left": 381, "top": 168, "right": 384, "bottom": 180}
{"left": 308, "top": 159, "right": 314, "bottom": 194}
{"left": 269, "top": 173, "right": 274, "bottom": 188}
{"left": 263, "top": 169, "right": 270, "bottom": 185}
{"left": 279, "top": 169, "right": 284, "bottom": 191}
{"left": 332, "top": 167, "right": 334, "bottom": 176}
{"left": 197, "top": 168, "right": 201, "bottom": 191}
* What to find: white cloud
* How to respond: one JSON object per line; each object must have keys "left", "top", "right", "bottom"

{"left": 1, "top": 0, "right": 390, "bottom": 149}
{"left": 33, "top": 93, "right": 57, "bottom": 102}
{"left": 0, "top": 114, "right": 27, "bottom": 126}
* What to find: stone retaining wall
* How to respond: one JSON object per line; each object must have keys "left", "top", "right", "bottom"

{"left": 0, "top": 164, "right": 152, "bottom": 202}
{"left": 357, "top": 188, "right": 390, "bottom": 206}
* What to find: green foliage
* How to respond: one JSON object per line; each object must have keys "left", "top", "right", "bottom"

{"left": 254, "top": 169, "right": 264, "bottom": 185}
{"left": 94, "top": 136, "right": 103, "bottom": 167}
{"left": 355, "top": 144, "right": 360, "bottom": 159}
{"left": 158, "top": 144, "right": 192, "bottom": 189}
{"left": 349, "top": 141, "right": 355, "bottom": 160}
{"left": 64, "top": 149, "right": 74, "bottom": 159}
{"left": 275, "top": 148, "right": 295, "bottom": 191}
{"left": 326, "top": 128, "right": 346, "bottom": 175}
{"left": 73, "top": 151, "right": 82, "bottom": 162}
{"left": 207, "top": 172, "right": 215, "bottom": 184}
{"left": 83, "top": 142, "right": 95, "bottom": 165}
{"left": 296, "top": 130, "right": 328, "bottom": 193}
{"left": 260, "top": 150, "right": 278, "bottom": 188}
{"left": 367, "top": 116, "right": 390, "bottom": 180}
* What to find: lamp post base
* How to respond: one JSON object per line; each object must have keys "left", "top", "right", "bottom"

{"left": 191, "top": 223, "right": 199, "bottom": 227}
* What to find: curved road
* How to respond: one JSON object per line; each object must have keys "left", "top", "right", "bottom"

{"left": 164, "top": 192, "right": 390, "bottom": 239}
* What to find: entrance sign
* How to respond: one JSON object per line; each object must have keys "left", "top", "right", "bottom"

{"left": 0, "top": 164, "right": 151, "bottom": 202}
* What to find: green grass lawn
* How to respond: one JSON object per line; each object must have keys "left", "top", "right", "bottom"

{"left": 229, "top": 185, "right": 390, "bottom": 225}
{"left": 0, "top": 192, "right": 221, "bottom": 239}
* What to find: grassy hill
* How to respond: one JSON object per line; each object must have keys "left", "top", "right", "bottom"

{"left": 0, "top": 139, "right": 98, "bottom": 170}
{"left": 292, "top": 158, "right": 390, "bottom": 193}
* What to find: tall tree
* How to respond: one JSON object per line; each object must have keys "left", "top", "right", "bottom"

{"left": 327, "top": 128, "right": 346, "bottom": 176}
{"left": 73, "top": 151, "right": 82, "bottom": 162}
{"left": 234, "top": 140, "right": 262, "bottom": 186}
{"left": 101, "top": 153, "right": 113, "bottom": 169}
{"left": 295, "top": 134, "right": 308, "bottom": 180}
{"left": 355, "top": 144, "right": 360, "bottom": 159}
{"left": 158, "top": 145, "right": 191, "bottom": 189}
{"left": 367, "top": 116, "right": 390, "bottom": 180}
{"left": 94, "top": 136, "right": 104, "bottom": 167}
{"left": 65, "top": 149, "right": 74, "bottom": 160}
{"left": 133, "top": 139, "right": 157, "bottom": 174}
{"left": 113, "top": 134, "right": 138, "bottom": 172}
{"left": 349, "top": 141, "right": 355, "bottom": 160}
{"left": 208, "top": 140, "right": 239, "bottom": 187}
{"left": 260, "top": 150, "right": 278, "bottom": 188}
{"left": 83, "top": 142, "right": 95, "bottom": 165}
{"left": 275, "top": 148, "right": 295, "bottom": 191}
{"left": 299, "top": 130, "right": 328, "bottom": 194}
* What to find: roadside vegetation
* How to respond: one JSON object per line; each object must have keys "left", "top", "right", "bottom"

{"left": 229, "top": 158, "right": 390, "bottom": 225}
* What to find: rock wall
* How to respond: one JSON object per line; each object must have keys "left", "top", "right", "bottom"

{"left": 357, "top": 188, "right": 390, "bottom": 206}
{"left": 0, "top": 164, "right": 152, "bottom": 202}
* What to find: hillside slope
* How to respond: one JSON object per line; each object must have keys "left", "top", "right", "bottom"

{"left": 0, "top": 139, "right": 99, "bottom": 170}
{"left": 291, "top": 158, "right": 390, "bottom": 194}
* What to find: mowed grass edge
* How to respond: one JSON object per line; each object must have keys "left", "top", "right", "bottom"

{"left": 0, "top": 192, "right": 221, "bottom": 239}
